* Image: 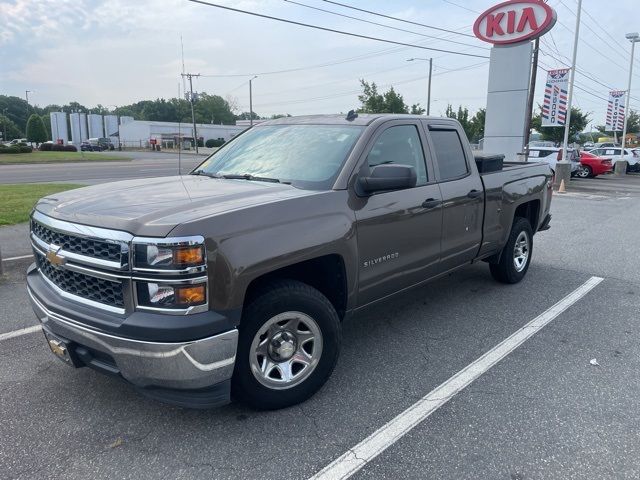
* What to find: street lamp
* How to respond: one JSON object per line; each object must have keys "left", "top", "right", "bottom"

{"left": 617, "top": 32, "right": 640, "bottom": 175}
{"left": 407, "top": 58, "right": 433, "bottom": 115}
{"left": 249, "top": 75, "right": 258, "bottom": 127}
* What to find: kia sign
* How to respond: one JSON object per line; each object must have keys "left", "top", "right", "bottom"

{"left": 473, "top": 0, "right": 556, "bottom": 45}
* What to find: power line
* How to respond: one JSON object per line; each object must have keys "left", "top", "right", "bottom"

{"left": 282, "top": 0, "right": 487, "bottom": 50}
{"left": 557, "top": 0, "right": 625, "bottom": 61}
{"left": 441, "top": 0, "right": 480, "bottom": 14}
{"left": 551, "top": 12, "right": 640, "bottom": 81}
{"left": 187, "top": 0, "right": 488, "bottom": 58}
{"left": 539, "top": 45, "right": 640, "bottom": 103}
{"left": 322, "top": 0, "right": 477, "bottom": 38}
{"left": 198, "top": 31, "right": 479, "bottom": 80}
{"left": 250, "top": 61, "right": 488, "bottom": 109}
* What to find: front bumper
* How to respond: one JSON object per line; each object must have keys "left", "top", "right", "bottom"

{"left": 27, "top": 268, "right": 238, "bottom": 407}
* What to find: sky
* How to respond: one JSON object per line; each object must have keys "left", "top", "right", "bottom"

{"left": 1, "top": 0, "right": 639, "bottom": 129}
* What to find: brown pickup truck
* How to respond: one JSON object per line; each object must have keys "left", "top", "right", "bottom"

{"left": 27, "top": 114, "right": 552, "bottom": 409}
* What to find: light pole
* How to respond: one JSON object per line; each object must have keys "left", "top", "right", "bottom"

{"left": 407, "top": 58, "right": 432, "bottom": 115}
{"left": 558, "top": 0, "right": 583, "bottom": 187}
{"left": 249, "top": 75, "right": 258, "bottom": 126}
{"left": 616, "top": 32, "right": 640, "bottom": 175}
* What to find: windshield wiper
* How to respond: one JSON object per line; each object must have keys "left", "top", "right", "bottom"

{"left": 192, "top": 171, "right": 290, "bottom": 184}
{"left": 220, "top": 173, "right": 285, "bottom": 183}
{"left": 191, "top": 170, "right": 220, "bottom": 178}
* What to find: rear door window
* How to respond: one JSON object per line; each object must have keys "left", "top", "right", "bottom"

{"left": 429, "top": 129, "right": 469, "bottom": 181}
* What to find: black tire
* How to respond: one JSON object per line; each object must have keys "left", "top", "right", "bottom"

{"left": 489, "top": 217, "right": 533, "bottom": 284}
{"left": 232, "top": 280, "right": 341, "bottom": 410}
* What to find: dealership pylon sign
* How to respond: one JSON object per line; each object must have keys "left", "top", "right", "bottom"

{"left": 473, "top": 0, "right": 557, "bottom": 45}
{"left": 541, "top": 69, "right": 569, "bottom": 127}
{"left": 475, "top": 0, "right": 557, "bottom": 161}
{"left": 605, "top": 91, "right": 626, "bottom": 132}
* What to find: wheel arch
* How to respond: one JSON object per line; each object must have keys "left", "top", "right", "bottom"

{"left": 242, "top": 254, "right": 349, "bottom": 321}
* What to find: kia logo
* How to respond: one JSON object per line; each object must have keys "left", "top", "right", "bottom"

{"left": 473, "top": 0, "right": 557, "bottom": 45}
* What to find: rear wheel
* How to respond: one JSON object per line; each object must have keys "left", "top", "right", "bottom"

{"left": 576, "top": 164, "right": 592, "bottom": 178}
{"left": 490, "top": 217, "right": 533, "bottom": 284}
{"left": 232, "top": 280, "right": 341, "bottom": 410}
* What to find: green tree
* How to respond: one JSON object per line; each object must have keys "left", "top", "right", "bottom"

{"left": 0, "top": 114, "right": 22, "bottom": 141}
{"left": 26, "top": 114, "right": 48, "bottom": 144}
{"left": 357, "top": 80, "right": 425, "bottom": 114}
{"left": 469, "top": 108, "right": 485, "bottom": 143}
{"left": 41, "top": 113, "right": 51, "bottom": 139}
{"left": 531, "top": 106, "right": 590, "bottom": 144}
{"left": 236, "top": 111, "right": 261, "bottom": 120}
{"left": 445, "top": 104, "right": 474, "bottom": 140}
{"left": 410, "top": 104, "right": 426, "bottom": 115}
{"left": 0, "top": 95, "right": 32, "bottom": 134}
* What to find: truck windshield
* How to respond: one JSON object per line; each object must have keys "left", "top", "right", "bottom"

{"left": 192, "top": 124, "right": 364, "bottom": 190}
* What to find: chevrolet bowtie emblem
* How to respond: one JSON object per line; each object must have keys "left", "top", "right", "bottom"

{"left": 46, "top": 246, "right": 66, "bottom": 267}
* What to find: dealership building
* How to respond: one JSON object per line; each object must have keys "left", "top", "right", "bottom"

{"left": 118, "top": 120, "right": 246, "bottom": 148}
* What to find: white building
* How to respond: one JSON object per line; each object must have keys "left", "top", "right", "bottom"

{"left": 87, "top": 114, "right": 104, "bottom": 138}
{"left": 235, "top": 119, "right": 268, "bottom": 127}
{"left": 69, "top": 113, "right": 88, "bottom": 146}
{"left": 49, "top": 112, "right": 69, "bottom": 144}
{"left": 104, "top": 115, "right": 119, "bottom": 147}
{"left": 118, "top": 120, "right": 246, "bottom": 148}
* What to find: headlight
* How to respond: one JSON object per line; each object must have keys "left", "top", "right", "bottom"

{"left": 136, "top": 282, "right": 207, "bottom": 309}
{"left": 133, "top": 238, "right": 205, "bottom": 271}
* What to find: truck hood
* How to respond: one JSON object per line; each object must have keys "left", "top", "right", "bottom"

{"left": 35, "top": 175, "right": 319, "bottom": 237}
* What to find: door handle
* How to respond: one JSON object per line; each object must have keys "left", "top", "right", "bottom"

{"left": 467, "top": 189, "right": 482, "bottom": 199}
{"left": 422, "top": 198, "right": 441, "bottom": 209}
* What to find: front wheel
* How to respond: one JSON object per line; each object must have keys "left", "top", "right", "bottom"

{"left": 232, "top": 280, "right": 341, "bottom": 410}
{"left": 490, "top": 217, "right": 533, "bottom": 284}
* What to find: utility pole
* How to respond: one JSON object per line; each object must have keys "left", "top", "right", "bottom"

{"left": 178, "top": 82, "right": 182, "bottom": 173}
{"left": 406, "top": 58, "right": 432, "bottom": 115}
{"left": 559, "top": 0, "right": 582, "bottom": 187}
{"left": 2, "top": 108, "right": 7, "bottom": 142}
{"left": 182, "top": 73, "right": 200, "bottom": 153}
{"left": 523, "top": 37, "right": 540, "bottom": 159}
{"left": 427, "top": 58, "right": 432, "bottom": 116}
{"left": 617, "top": 32, "right": 640, "bottom": 175}
{"left": 25, "top": 90, "right": 31, "bottom": 133}
{"left": 249, "top": 75, "right": 257, "bottom": 126}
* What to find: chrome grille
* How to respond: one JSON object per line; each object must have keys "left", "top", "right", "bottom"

{"left": 35, "top": 252, "right": 125, "bottom": 308}
{"left": 31, "top": 220, "right": 122, "bottom": 262}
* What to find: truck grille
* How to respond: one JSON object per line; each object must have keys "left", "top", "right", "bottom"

{"left": 32, "top": 220, "right": 122, "bottom": 263}
{"left": 35, "top": 253, "right": 125, "bottom": 308}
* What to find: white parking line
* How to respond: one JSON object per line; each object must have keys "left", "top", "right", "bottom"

{"left": 309, "top": 276, "right": 604, "bottom": 480}
{"left": 2, "top": 254, "right": 33, "bottom": 262}
{"left": 0, "top": 325, "right": 42, "bottom": 342}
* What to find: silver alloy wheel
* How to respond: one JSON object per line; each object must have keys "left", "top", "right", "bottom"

{"left": 249, "top": 311, "right": 323, "bottom": 390}
{"left": 513, "top": 231, "right": 530, "bottom": 273}
{"left": 576, "top": 165, "right": 590, "bottom": 178}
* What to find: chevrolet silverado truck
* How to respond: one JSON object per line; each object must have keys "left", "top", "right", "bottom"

{"left": 27, "top": 114, "right": 552, "bottom": 410}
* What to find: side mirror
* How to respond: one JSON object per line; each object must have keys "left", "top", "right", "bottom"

{"left": 358, "top": 164, "right": 417, "bottom": 193}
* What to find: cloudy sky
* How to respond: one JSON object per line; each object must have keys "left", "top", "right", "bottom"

{"left": 1, "top": 0, "right": 638, "bottom": 128}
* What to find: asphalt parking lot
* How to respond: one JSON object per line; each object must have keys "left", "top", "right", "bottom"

{"left": 1, "top": 174, "right": 639, "bottom": 479}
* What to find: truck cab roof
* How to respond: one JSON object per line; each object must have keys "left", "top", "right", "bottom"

{"left": 260, "top": 113, "right": 456, "bottom": 127}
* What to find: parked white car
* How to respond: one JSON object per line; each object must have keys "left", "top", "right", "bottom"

{"left": 587, "top": 147, "right": 639, "bottom": 172}
{"left": 3, "top": 138, "right": 28, "bottom": 146}
{"left": 527, "top": 146, "right": 580, "bottom": 175}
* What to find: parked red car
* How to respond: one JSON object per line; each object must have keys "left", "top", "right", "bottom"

{"left": 576, "top": 151, "right": 613, "bottom": 178}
